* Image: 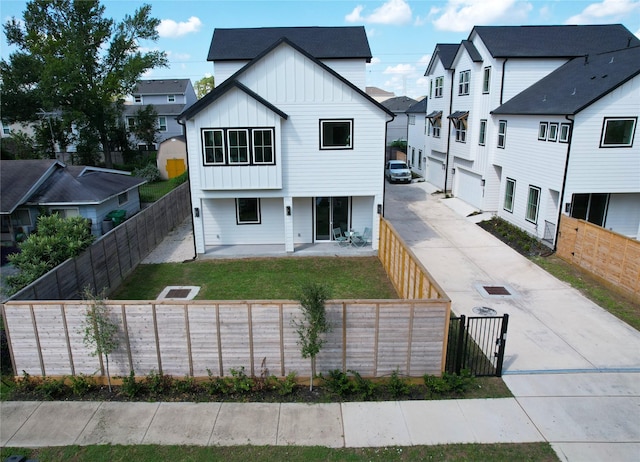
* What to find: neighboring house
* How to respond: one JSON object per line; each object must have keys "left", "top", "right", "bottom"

{"left": 1, "top": 159, "right": 146, "bottom": 243}
{"left": 366, "top": 86, "right": 395, "bottom": 103}
{"left": 406, "top": 98, "right": 427, "bottom": 176}
{"left": 422, "top": 25, "right": 640, "bottom": 245}
{"left": 179, "top": 26, "right": 394, "bottom": 254}
{"left": 124, "top": 79, "right": 197, "bottom": 150}
{"left": 156, "top": 135, "right": 187, "bottom": 180}
{"left": 381, "top": 96, "right": 419, "bottom": 145}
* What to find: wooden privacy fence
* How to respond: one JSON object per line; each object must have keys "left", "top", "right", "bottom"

{"left": 3, "top": 299, "right": 450, "bottom": 380}
{"left": 378, "top": 217, "right": 449, "bottom": 300}
{"left": 6, "top": 182, "right": 191, "bottom": 302}
{"left": 556, "top": 215, "right": 640, "bottom": 302}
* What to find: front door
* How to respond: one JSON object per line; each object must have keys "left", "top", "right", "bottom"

{"left": 315, "top": 197, "right": 349, "bottom": 241}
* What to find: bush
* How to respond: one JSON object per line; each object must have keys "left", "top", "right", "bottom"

{"left": 230, "top": 367, "right": 254, "bottom": 393}
{"left": 322, "top": 369, "right": 352, "bottom": 397}
{"left": 132, "top": 163, "right": 161, "bottom": 183}
{"left": 36, "top": 376, "right": 66, "bottom": 399}
{"left": 388, "top": 369, "right": 411, "bottom": 398}
{"left": 145, "top": 370, "right": 173, "bottom": 395}
{"left": 278, "top": 372, "right": 297, "bottom": 396}
{"left": 68, "top": 374, "right": 95, "bottom": 396}
{"left": 121, "top": 370, "right": 143, "bottom": 398}
{"left": 349, "top": 370, "right": 377, "bottom": 400}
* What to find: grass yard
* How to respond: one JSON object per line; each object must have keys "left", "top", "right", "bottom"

{"left": 111, "top": 256, "right": 398, "bottom": 300}
{"left": 0, "top": 443, "right": 559, "bottom": 461}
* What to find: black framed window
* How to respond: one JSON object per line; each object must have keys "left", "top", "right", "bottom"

{"left": 600, "top": 117, "right": 636, "bottom": 147}
{"left": 504, "top": 178, "right": 515, "bottom": 212}
{"left": 320, "top": 119, "right": 353, "bottom": 149}
{"left": 559, "top": 123, "right": 571, "bottom": 143}
{"left": 538, "top": 122, "right": 548, "bottom": 140}
{"left": 252, "top": 129, "right": 274, "bottom": 164}
{"left": 236, "top": 198, "right": 261, "bottom": 224}
{"left": 548, "top": 123, "right": 558, "bottom": 142}
{"left": 203, "top": 129, "right": 225, "bottom": 165}
{"left": 526, "top": 186, "right": 541, "bottom": 223}
{"left": 228, "top": 129, "right": 249, "bottom": 164}
{"left": 202, "top": 127, "right": 275, "bottom": 166}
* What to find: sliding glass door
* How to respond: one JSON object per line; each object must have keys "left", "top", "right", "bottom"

{"left": 315, "top": 196, "right": 349, "bottom": 241}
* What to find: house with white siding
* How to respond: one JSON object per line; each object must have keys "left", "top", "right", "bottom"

{"left": 406, "top": 98, "right": 427, "bottom": 176}
{"left": 423, "top": 25, "right": 639, "bottom": 245}
{"left": 179, "top": 27, "right": 394, "bottom": 255}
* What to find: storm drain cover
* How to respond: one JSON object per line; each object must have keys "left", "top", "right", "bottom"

{"left": 483, "top": 285, "right": 511, "bottom": 296}
{"left": 157, "top": 286, "right": 200, "bottom": 300}
{"left": 473, "top": 306, "right": 498, "bottom": 316}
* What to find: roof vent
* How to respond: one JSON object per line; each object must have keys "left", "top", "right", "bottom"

{"left": 609, "top": 57, "right": 615, "bottom": 64}
{"left": 571, "top": 88, "right": 576, "bottom": 96}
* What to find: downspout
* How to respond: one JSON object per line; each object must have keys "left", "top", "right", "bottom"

{"left": 443, "top": 69, "right": 455, "bottom": 195}
{"left": 500, "top": 58, "right": 508, "bottom": 105}
{"left": 176, "top": 116, "right": 197, "bottom": 260}
{"left": 555, "top": 115, "right": 574, "bottom": 251}
{"left": 381, "top": 113, "right": 395, "bottom": 217}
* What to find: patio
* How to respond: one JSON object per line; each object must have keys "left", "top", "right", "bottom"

{"left": 200, "top": 242, "right": 377, "bottom": 259}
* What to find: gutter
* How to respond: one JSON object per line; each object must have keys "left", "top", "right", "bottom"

{"left": 554, "top": 115, "right": 574, "bottom": 250}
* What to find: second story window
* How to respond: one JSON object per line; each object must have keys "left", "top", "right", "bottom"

{"left": 479, "top": 119, "right": 487, "bottom": 145}
{"left": 228, "top": 129, "right": 249, "bottom": 164}
{"left": 454, "top": 119, "right": 467, "bottom": 142}
{"left": 482, "top": 67, "right": 491, "bottom": 94}
{"left": 203, "top": 129, "right": 225, "bottom": 165}
{"left": 167, "top": 94, "right": 176, "bottom": 102}
{"left": 134, "top": 95, "right": 142, "bottom": 103}
{"left": 203, "top": 127, "right": 276, "bottom": 166}
{"left": 320, "top": 119, "right": 353, "bottom": 150}
{"left": 158, "top": 117, "right": 167, "bottom": 131}
{"left": 127, "top": 117, "right": 136, "bottom": 129}
{"left": 434, "top": 76, "right": 444, "bottom": 98}
{"left": 458, "top": 70, "right": 470, "bottom": 96}
{"left": 431, "top": 118, "right": 441, "bottom": 138}
{"left": 252, "top": 129, "right": 274, "bottom": 164}
{"left": 600, "top": 117, "right": 636, "bottom": 147}
{"left": 497, "top": 120, "right": 507, "bottom": 148}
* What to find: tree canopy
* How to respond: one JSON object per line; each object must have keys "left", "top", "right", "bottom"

{"left": 194, "top": 75, "right": 215, "bottom": 99}
{"left": 1, "top": 0, "right": 167, "bottom": 167}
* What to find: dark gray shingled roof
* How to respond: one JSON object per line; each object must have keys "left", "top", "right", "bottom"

{"left": 425, "top": 43, "right": 459, "bottom": 75}
{"left": 461, "top": 40, "right": 483, "bottom": 62}
{"left": 406, "top": 98, "right": 427, "bottom": 114}
{"left": 493, "top": 45, "right": 640, "bottom": 115}
{"left": 381, "top": 96, "right": 419, "bottom": 113}
{"left": 133, "top": 79, "right": 191, "bottom": 95}
{"left": 1, "top": 160, "right": 61, "bottom": 214}
{"left": 182, "top": 37, "right": 394, "bottom": 121}
{"left": 208, "top": 26, "right": 372, "bottom": 62}
{"left": 473, "top": 24, "right": 639, "bottom": 58}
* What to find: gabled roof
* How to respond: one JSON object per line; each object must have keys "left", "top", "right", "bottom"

{"left": 461, "top": 40, "right": 483, "bottom": 62}
{"left": 472, "top": 24, "right": 639, "bottom": 58}
{"left": 208, "top": 26, "right": 372, "bottom": 62}
{"left": 492, "top": 45, "right": 640, "bottom": 116}
{"left": 425, "top": 43, "right": 458, "bottom": 75}
{"left": 133, "top": 79, "right": 192, "bottom": 95}
{"left": 381, "top": 96, "right": 419, "bottom": 113}
{"left": 406, "top": 98, "right": 427, "bottom": 114}
{"left": 1, "top": 160, "right": 62, "bottom": 214}
{"left": 181, "top": 37, "right": 394, "bottom": 121}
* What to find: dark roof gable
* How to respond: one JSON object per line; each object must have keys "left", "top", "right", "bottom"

{"left": 492, "top": 45, "right": 640, "bottom": 115}
{"left": 381, "top": 96, "right": 419, "bottom": 113}
{"left": 473, "top": 24, "right": 639, "bottom": 58}
{"left": 425, "top": 43, "right": 458, "bottom": 75}
{"left": 208, "top": 26, "right": 372, "bottom": 62}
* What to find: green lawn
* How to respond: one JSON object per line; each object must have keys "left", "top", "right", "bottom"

{"left": 112, "top": 256, "right": 398, "bottom": 300}
{"left": 138, "top": 181, "right": 175, "bottom": 202}
{"left": 1, "top": 443, "right": 559, "bottom": 461}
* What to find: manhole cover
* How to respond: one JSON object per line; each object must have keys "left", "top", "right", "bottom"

{"left": 165, "top": 289, "right": 191, "bottom": 298}
{"left": 473, "top": 306, "right": 498, "bottom": 316}
{"left": 483, "top": 285, "right": 511, "bottom": 296}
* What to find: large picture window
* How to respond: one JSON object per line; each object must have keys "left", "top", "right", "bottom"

{"left": 600, "top": 117, "right": 636, "bottom": 147}
{"left": 203, "top": 129, "right": 225, "bottom": 164}
{"left": 236, "top": 198, "right": 261, "bottom": 224}
{"left": 320, "top": 119, "right": 353, "bottom": 149}
{"left": 504, "top": 178, "right": 515, "bottom": 212}
{"left": 526, "top": 186, "right": 541, "bottom": 223}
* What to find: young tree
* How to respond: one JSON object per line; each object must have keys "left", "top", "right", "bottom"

{"left": 6, "top": 214, "right": 95, "bottom": 294}
{"left": 130, "top": 105, "right": 160, "bottom": 148}
{"left": 194, "top": 75, "right": 215, "bottom": 98}
{"left": 81, "top": 288, "right": 119, "bottom": 392}
{"left": 1, "top": 0, "right": 167, "bottom": 168}
{"left": 292, "top": 282, "right": 332, "bottom": 391}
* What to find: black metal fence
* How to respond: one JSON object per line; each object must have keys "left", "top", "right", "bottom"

{"left": 446, "top": 314, "right": 509, "bottom": 377}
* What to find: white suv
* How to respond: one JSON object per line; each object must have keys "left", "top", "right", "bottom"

{"left": 385, "top": 160, "right": 412, "bottom": 184}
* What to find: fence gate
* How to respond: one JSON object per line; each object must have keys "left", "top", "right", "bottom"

{"left": 446, "top": 314, "right": 509, "bottom": 377}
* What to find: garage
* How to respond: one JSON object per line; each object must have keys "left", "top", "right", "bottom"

{"left": 454, "top": 168, "right": 484, "bottom": 209}
{"left": 426, "top": 156, "right": 446, "bottom": 190}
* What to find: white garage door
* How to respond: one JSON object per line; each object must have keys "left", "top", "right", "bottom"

{"left": 427, "top": 157, "right": 445, "bottom": 189}
{"left": 455, "top": 168, "right": 483, "bottom": 209}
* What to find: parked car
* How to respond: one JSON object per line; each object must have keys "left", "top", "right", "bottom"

{"left": 385, "top": 160, "right": 412, "bottom": 183}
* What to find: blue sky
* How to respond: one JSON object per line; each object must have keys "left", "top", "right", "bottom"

{"left": 2, "top": 0, "right": 639, "bottom": 98}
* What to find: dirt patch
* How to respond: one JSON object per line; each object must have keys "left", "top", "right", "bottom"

{"left": 477, "top": 217, "right": 552, "bottom": 257}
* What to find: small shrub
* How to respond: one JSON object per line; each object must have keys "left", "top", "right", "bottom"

{"left": 68, "top": 374, "right": 95, "bottom": 396}
{"left": 37, "top": 376, "right": 66, "bottom": 399}
{"left": 349, "top": 370, "right": 376, "bottom": 400}
{"left": 230, "top": 367, "right": 254, "bottom": 393}
{"left": 444, "top": 369, "right": 475, "bottom": 394}
{"left": 278, "top": 372, "right": 297, "bottom": 396}
{"left": 133, "top": 163, "right": 161, "bottom": 183}
{"left": 145, "top": 370, "right": 173, "bottom": 394}
{"left": 15, "top": 371, "right": 38, "bottom": 393}
{"left": 172, "top": 375, "right": 198, "bottom": 394}
{"left": 322, "top": 369, "right": 352, "bottom": 397}
{"left": 423, "top": 374, "right": 450, "bottom": 395}
{"left": 121, "top": 370, "right": 143, "bottom": 398}
{"left": 204, "top": 369, "right": 233, "bottom": 395}
{"left": 388, "top": 369, "right": 411, "bottom": 398}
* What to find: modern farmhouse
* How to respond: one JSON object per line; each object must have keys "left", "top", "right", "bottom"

{"left": 179, "top": 27, "right": 394, "bottom": 255}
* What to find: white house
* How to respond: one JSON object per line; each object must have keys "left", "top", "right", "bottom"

{"left": 124, "top": 79, "right": 197, "bottom": 150}
{"left": 423, "top": 25, "right": 640, "bottom": 245}
{"left": 381, "top": 96, "right": 418, "bottom": 145}
{"left": 406, "top": 98, "right": 427, "bottom": 176}
{"left": 179, "top": 27, "right": 394, "bottom": 255}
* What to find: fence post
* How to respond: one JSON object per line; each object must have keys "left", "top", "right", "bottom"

{"left": 495, "top": 313, "right": 509, "bottom": 377}
{"left": 454, "top": 314, "right": 466, "bottom": 375}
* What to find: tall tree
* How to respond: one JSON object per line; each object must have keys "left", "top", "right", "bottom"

{"left": 1, "top": 0, "right": 167, "bottom": 167}
{"left": 194, "top": 75, "right": 215, "bottom": 99}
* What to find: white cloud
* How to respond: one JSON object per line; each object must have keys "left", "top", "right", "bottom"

{"left": 565, "top": 0, "right": 640, "bottom": 24}
{"left": 431, "top": 0, "right": 533, "bottom": 32}
{"left": 368, "top": 57, "right": 382, "bottom": 66}
{"left": 418, "top": 54, "right": 431, "bottom": 66}
{"left": 157, "top": 16, "right": 202, "bottom": 38}
{"left": 166, "top": 50, "right": 191, "bottom": 62}
{"left": 345, "top": 0, "right": 412, "bottom": 25}
{"left": 384, "top": 63, "right": 416, "bottom": 75}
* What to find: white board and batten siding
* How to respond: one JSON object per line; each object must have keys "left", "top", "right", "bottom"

{"left": 500, "top": 58, "right": 568, "bottom": 102}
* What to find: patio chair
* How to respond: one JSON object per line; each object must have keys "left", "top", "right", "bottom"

{"left": 351, "top": 227, "right": 371, "bottom": 247}
{"left": 332, "top": 227, "right": 349, "bottom": 247}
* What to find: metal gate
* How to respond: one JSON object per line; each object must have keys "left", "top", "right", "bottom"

{"left": 446, "top": 314, "right": 509, "bottom": 377}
